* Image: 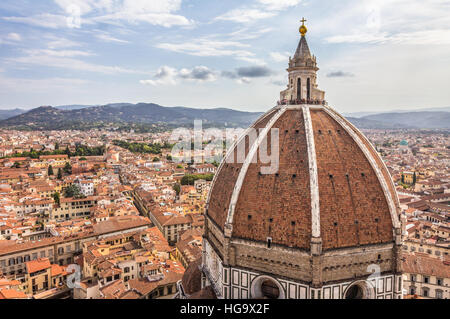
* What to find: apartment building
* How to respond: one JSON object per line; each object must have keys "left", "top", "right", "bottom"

{"left": 402, "top": 253, "right": 449, "bottom": 299}
{"left": 0, "top": 216, "right": 151, "bottom": 277}
{"left": 51, "top": 197, "right": 99, "bottom": 221}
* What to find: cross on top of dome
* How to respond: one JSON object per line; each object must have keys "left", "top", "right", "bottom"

{"left": 299, "top": 17, "right": 308, "bottom": 36}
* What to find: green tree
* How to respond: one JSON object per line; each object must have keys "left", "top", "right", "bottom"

{"left": 153, "top": 157, "right": 160, "bottom": 162}
{"left": 57, "top": 168, "right": 63, "bottom": 180}
{"left": 413, "top": 172, "right": 417, "bottom": 185}
{"left": 401, "top": 174, "right": 405, "bottom": 184}
{"left": 64, "top": 184, "right": 82, "bottom": 198}
{"left": 181, "top": 173, "right": 214, "bottom": 185}
{"left": 48, "top": 165, "right": 54, "bottom": 176}
{"left": 63, "top": 162, "right": 72, "bottom": 174}
{"left": 173, "top": 183, "right": 181, "bottom": 197}
{"left": 12, "top": 162, "right": 21, "bottom": 168}
{"left": 166, "top": 154, "right": 173, "bottom": 161}
{"left": 53, "top": 192, "right": 61, "bottom": 205}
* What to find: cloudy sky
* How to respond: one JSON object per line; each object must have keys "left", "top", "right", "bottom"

{"left": 0, "top": 0, "right": 450, "bottom": 113}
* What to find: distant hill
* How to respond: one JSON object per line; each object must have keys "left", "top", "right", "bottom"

{"left": 0, "top": 108, "right": 26, "bottom": 120}
{"left": 361, "top": 111, "right": 450, "bottom": 129}
{"left": 1, "top": 103, "right": 449, "bottom": 131}
{"left": 344, "top": 106, "right": 450, "bottom": 118}
{"left": 345, "top": 117, "right": 410, "bottom": 130}
{"left": 0, "top": 103, "right": 264, "bottom": 130}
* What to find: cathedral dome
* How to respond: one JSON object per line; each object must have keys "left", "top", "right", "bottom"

{"left": 194, "top": 20, "right": 404, "bottom": 300}
{"left": 206, "top": 104, "right": 401, "bottom": 252}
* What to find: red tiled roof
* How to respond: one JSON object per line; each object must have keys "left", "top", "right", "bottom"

{"left": 26, "top": 258, "right": 51, "bottom": 274}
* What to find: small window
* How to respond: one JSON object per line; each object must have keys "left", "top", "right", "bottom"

{"left": 267, "top": 238, "right": 272, "bottom": 249}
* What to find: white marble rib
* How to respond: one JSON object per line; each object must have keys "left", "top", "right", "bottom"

{"left": 206, "top": 106, "right": 279, "bottom": 207}
{"left": 302, "top": 106, "right": 321, "bottom": 238}
{"left": 224, "top": 106, "right": 287, "bottom": 235}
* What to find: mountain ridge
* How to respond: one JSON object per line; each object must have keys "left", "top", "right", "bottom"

{"left": 0, "top": 103, "right": 449, "bottom": 131}
{"left": 0, "top": 103, "right": 264, "bottom": 130}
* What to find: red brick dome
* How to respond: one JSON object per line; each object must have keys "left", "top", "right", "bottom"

{"left": 206, "top": 105, "right": 401, "bottom": 252}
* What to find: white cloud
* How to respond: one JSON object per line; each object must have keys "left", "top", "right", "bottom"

{"left": 141, "top": 66, "right": 178, "bottom": 85}
{"left": 215, "top": 8, "right": 276, "bottom": 23}
{"left": 215, "top": 0, "right": 302, "bottom": 23}
{"left": 56, "top": 0, "right": 192, "bottom": 28}
{"left": 0, "top": 32, "right": 22, "bottom": 46}
{"left": 227, "top": 27, "right": 273, "bottom": 41}
{"left": 25, "top": 49, "right": 94, "bottom": 58}
{"left": 326, "top": 29, "right": 450, "bottom": 45}
{"left": 3, "top": 14, "right": 69, "bottom": 29}
{"left": 237, "top": 56, "right": 267, "bottom": 65}
{"left": 46, "top": 38, "right": 83, "bottom": 49}
{"left": 9, "top": 53, "right": 142, "bottom": 75}
{"left": 92, "top": 12, "right": 192, "bottom": 27}
{"left": 141, "top": 65, "right": 217, "bottom": 86}
{"left": 318, "top": 0, "right": 450, "bottom": 45}
{"left": 178, "top": 66, "right": 217, "bottom": 82}
{"left": 95, "top": 33, "right": 129, "bottom": 44}
{"left": 4, "top": 0, "right": 192, "bottom": 29}
{"left": 155, "top": 38, "right": 258, "bottom": 64}
{"left": 53, "top": 0, "right": 98, "bottom": 15}
{"left": 237, "top": 77, "right": 251, "bottom": 84}
{"left": 270, "top": 51, "right": 290, "bottom": 63}
{"left": 257, "top": 0, "right": 301, "bottom": 11}
{"left": 6, "top": 33, "right": 21, "bottom": 41}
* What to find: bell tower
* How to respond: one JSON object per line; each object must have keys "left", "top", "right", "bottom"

{"left": 280, "top": 18, "right": 325, "bottom": 105}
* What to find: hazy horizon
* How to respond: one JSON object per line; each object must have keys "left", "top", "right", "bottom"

{"left": 1, "top": 102, "right": 450, "bottom": 116}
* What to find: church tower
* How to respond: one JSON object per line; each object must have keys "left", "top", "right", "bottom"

{"left": 280, "top": 18, "right": 325, "bottom": 104}
{"left": 179, "top": 20, "right": 403, "bottom": 300}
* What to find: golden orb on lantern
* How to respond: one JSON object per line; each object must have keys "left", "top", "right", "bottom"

{"left": 299, "top": 17, "right": 307, "bottom": 36}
